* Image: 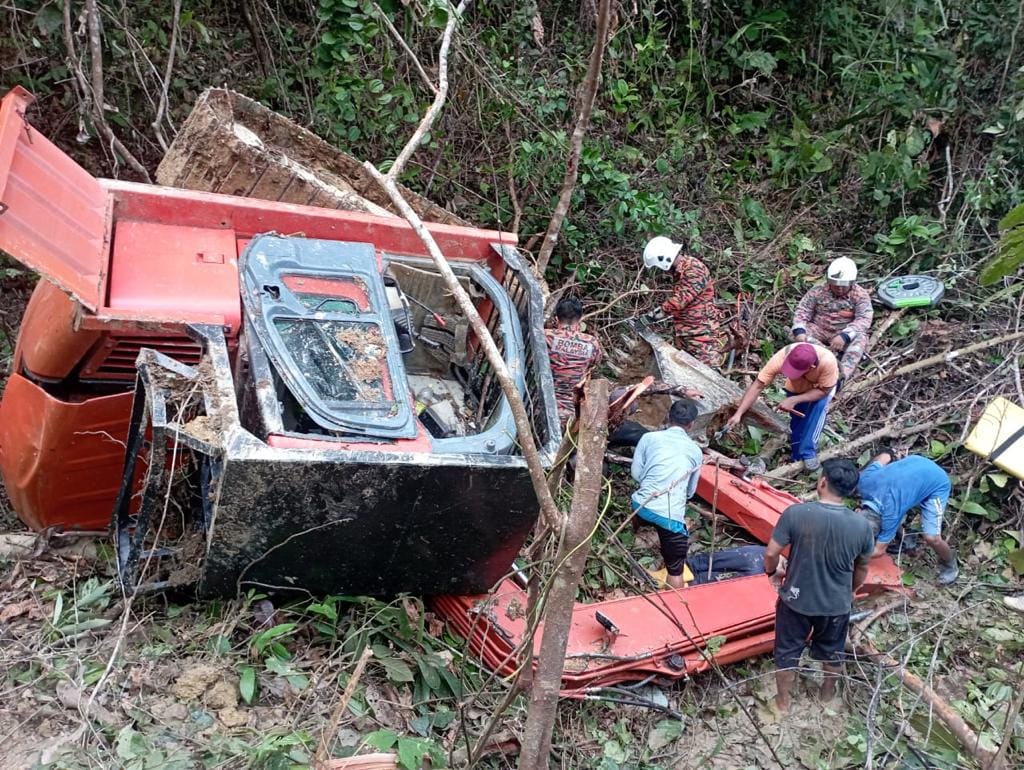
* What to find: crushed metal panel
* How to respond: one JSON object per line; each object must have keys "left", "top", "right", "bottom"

{"left": 0, "top": 87, "right": 109, "bottom": 311}
{"left": 199, "top": 452, "right": 538, "bottom": 597}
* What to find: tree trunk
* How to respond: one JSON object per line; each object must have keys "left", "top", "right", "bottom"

{"left": 517, "top": 378, "right": 609, "bottom": 770}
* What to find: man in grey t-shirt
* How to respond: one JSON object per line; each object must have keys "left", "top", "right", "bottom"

{"left": 764, "top": 458, "right": 875, "bottom": 712}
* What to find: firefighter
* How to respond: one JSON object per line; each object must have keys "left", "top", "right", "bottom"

{"left": 642, "top": 236, "right": 725, "bottom": 367}
{"left": 545, "top": 296, "right": 603, "bottom": 426}
{"left": 725, "top": 342, "right": 839, "bottom": 472}
{"left": 792, "top": 256, "right": 873, "bottom": 385}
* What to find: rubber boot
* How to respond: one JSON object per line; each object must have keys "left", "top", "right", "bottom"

{"left": 937, "top": 556, "right": 959, "bottom": 586}
{"left": 803, "top": 456, "right": 821, "bottom": 473}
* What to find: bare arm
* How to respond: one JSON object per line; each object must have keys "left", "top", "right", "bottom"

{"left": 785, "top": 387, "right": 829, "bottom": 406}
{"left": 727, "top": 379, "right": 767, "bottom": 426}
{"left": 764, "top": 537, "right": 785, "bottom": 574}
{"left": 852, "top": 558, "right": 870, "bottom": 591}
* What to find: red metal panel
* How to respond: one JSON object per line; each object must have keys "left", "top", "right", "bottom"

{"left": 106, "top": 180, "right": 511, "bottom": 261}
{"left": 0, "top": 373, "right": 132, "bottom": 531}
{"left": 0, "top": 87, "right": 109, "bottom": 310}
{"left": 433, "top": 575, "right": 779, "bottom": 692}
{"left": 107, "top": 221, "right": 241, "bottom": 332}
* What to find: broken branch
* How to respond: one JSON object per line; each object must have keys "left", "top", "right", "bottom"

{"left": 843, "top": 330, "right": 1024, "bottom": 399}
{"left": 385, "top": 0, "right": 468, "bottom": 183}
{"left": 767, "top": 419, "right": 942, "bottom": 479}
{"left": 852, "top": 638, "right": 1002, "bottom": 770}
{"left": 315, "top": 647, "right": 373, "bottom": 766}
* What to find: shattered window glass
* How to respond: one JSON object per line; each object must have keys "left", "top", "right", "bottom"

{"left": 294, "top": 294, "right": 359, "bottom": 313}
{"left": 273, "top": 319, "right": 391, "bottom": 404}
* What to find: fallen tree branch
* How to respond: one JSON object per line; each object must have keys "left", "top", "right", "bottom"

{"left": 766, "top": 419, "right": 942, "bottom": 479}
{"left": 852, "top": 638, "right": 1002, "bottom": 770}
{"left": 842, "top": 330, "right": 1024, "bottom": 399}
{"left": 385, "top": 0, "right": 467, "bottom": 183}
{"left": 517, "top": 379, "right": 609, "bottom": 770}
{"left": 534, "top": 0, "right": 611, "bottom": 275}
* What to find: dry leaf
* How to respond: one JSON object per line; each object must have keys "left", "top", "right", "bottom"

{"left": 531, "top": 13, "right": 545, "bottom": 48}
{"left": 0, "top": 599, "right": 38, "bottom": 623}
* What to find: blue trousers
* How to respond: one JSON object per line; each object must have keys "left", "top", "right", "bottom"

{"left": 788, "top": 387, "right": 835, "bottom": 461}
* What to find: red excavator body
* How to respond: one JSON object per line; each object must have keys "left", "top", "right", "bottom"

{"left": 0, "top": 86, "right": 902, "bottom": 692}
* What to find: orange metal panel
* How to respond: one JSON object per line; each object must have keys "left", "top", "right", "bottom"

{"left": 15, "top": 279, "right": 102, "bottom": 380}
{"left": 0, "top": 87, "right": 109, "bottom": 310}
{"left": 0, "top": 373, "right": 132, "bottom": 530}
{"left": 107, "top": 221, "right": 241, "bottom": 332}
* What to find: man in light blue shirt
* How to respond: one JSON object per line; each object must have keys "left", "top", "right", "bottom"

{"left": 858, "top": 452, "right": 958, "bottom": 585}
{"left": 631, "top": 399, "right": 703, "bottom": 589}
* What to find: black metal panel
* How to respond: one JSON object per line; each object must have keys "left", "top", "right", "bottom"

{"left": 198, "top": 455, "right": 537, "bottom": 597}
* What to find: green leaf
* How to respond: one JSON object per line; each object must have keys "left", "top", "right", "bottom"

{"left": 983, "top": 627, "right": 1017, "bottom": 643}
{"left": 416, "top": 656, "right": 441, "bottom": 691}
{"left": 1007, "top": 548, "right": 1024, "bottom": 576}
{"left": 603, "top": 740, "right": 627, "bottom": 763}
{"left": 987, "top": 472, "right": 1009, "bottom": 488}
{"left": 381, "top": 656, "right": 414, "bottom": 683}
{"left": 397, "top": 737, "right": 432, "bottom": 769}
{"left": 958, "top": 500, "right": 991, "bottom": 518}
{"left": 648, "top": 718, "right": 684, "bottom": 750}
{"left": 116, "top": 726, "right": 145, "bottom": 760}
{"left": 239, "top": 666, "right": 257, "bottom": 704}
{"left": 704, "top": 635, "right": 727, "bottom": 655}
{"left": 252, "top": 623, "right": 297, "bottom": 654}
{"left": 365, "top": 729, "right": 398, "bottom": 751}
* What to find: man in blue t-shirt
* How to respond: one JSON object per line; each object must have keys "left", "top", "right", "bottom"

{"left": 857, "top": 452, "right": 958, "bottom": 585}
{"left": 631, "top": 399, "right": 703, "bottom": 589}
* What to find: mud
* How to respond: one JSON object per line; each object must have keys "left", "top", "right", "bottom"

{"left": 156, "top": 89, "right": 468, "bottom": 225}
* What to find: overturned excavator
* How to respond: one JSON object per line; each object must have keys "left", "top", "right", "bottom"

{"left": 0, "top": 86, "right": 903, "bottom": 694}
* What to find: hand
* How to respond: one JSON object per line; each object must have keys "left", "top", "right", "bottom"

{"left": 674, "top": 387, "right": 703, "bottom": 399}
{"left": 769, "top": 568, "right": 786, "bottom": 592}
{"left": 830, "top": 334, "right": 847, "bottom": 352}
{"left": 778, "top": 396, "right": 801, "bottom": 414}
{"left": 724, "top": 413, "right": 742, "bottom": 431}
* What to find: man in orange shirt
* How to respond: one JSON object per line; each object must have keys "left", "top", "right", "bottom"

{"left": 725, "top": 342, "right": 839, "bottom": 472}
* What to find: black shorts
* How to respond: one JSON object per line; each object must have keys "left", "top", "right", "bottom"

{"left": 774, "top": 599, "right": 850, "bottom": 669}
{"left": 632, "top": 515, "right": 690, "bottom": 576}
{"left": 655, "top": 526, "right": 690, "bottom": 577}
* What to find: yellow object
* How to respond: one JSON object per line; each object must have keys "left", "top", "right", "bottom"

{"left": 966, "top": 397, "right": 1024, "bottom": 480}
{"left": 646, "top": 565, "right": 694, "bottom": 588}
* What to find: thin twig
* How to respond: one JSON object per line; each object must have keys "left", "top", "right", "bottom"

{"left": 150, "top": 0, "right": 183, "bottom": 152}
{"left": 373, "top": 3, "right": 438, "bottom": 96}
{"left": 314, "top": 647, "right": 374, "bottom": 766}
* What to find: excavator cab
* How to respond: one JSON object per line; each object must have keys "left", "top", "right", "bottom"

{"left": 0, "top": 86, "right": 559, "bottom": 597}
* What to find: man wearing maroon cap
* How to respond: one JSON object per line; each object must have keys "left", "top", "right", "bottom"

{"left": 725, "top": 342, "right": 840, "bottom": 471}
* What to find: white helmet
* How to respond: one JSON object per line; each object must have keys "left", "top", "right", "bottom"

{"left": 642, "top": 236, "right": 683, "bottom": 271}
{"left": 827, "top": 256, "right": 858, "bottom": 286}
